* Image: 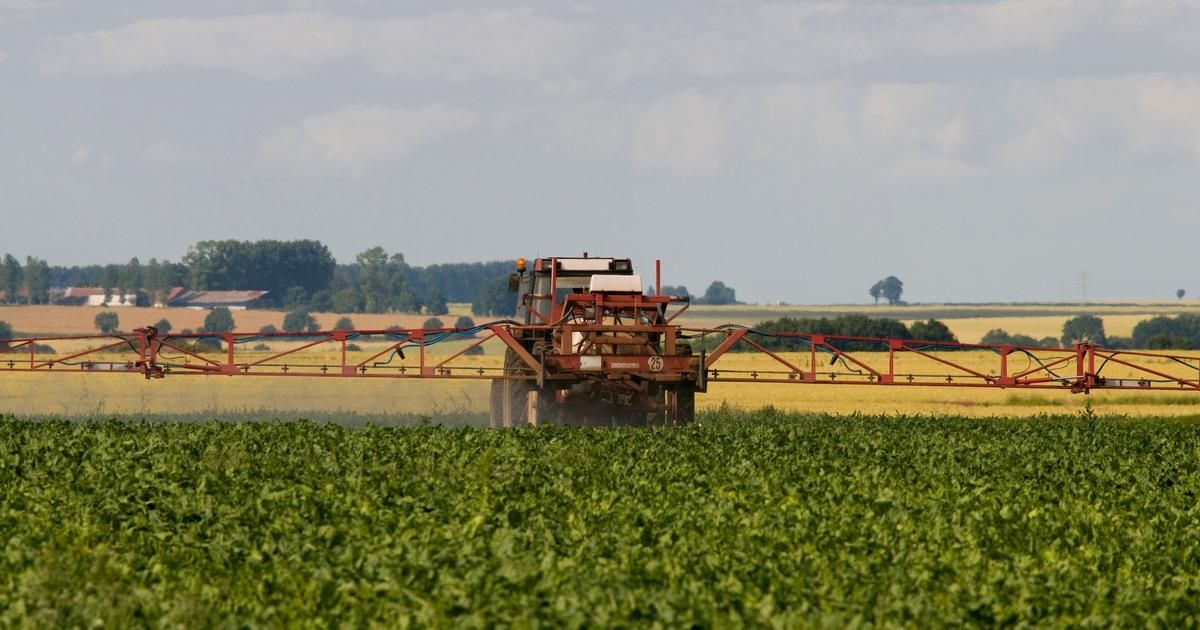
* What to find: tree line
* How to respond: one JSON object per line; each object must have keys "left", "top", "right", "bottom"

{"left": 1, "top": 241, "right": 519, "bottom": 317}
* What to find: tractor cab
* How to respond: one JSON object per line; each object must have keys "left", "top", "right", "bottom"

{"left": 510, "top": 256, "right": 640, "bottom": 326}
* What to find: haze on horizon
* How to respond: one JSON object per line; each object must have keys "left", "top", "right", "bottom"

{"left": 1, "top": 0, "right": 1198, "bottom": 305}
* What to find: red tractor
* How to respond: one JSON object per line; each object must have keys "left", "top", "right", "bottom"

{"left": 491, "top": 256, "right": 703, "bottom": 427}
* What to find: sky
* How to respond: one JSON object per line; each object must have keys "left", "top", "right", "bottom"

{"left": 1, "top": 0, "right": 1198, "bottom": 304}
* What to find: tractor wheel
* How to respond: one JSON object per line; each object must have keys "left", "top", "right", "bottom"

{"left": 675, "top": 388, "right": 696, "bottom": 425}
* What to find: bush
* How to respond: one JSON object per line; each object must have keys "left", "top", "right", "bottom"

{"left": 454, "top": 316, "right": 476, "bottom": 330}
{"left": 252, "top": 343, "right": 271, "bottom": 351}
{"left": 1132, "top": 314, "right": 1200, "bottom": 349}
{"left": 422, "top": 317, "right": 445, "bottom": 329}
{"left": 94, "top": 311, "right": 120, "bottom": 334}
{"left": 1062, "top": 315, "right": 1106, "bottom": 347}
{"left": 464, "top": 345, "right": 485, "bottom": 356}
{"left": 0, "top": 320, "right": 12, "bottom": 346}
{"left": 258, "top": 324, "right": 278, "bottom": 334}
{"left": 1146, "top": 335, "right": 1195, "bottom": 350}
{"left": 334, "top": 317, "right": 355, "bottom": 331}
{"left": 283, "top": 310, "right": 319, "bottom": 333}
{"left": 908, "top": 319, "right": 957, "bottom": 343}
{"left": 980, "top": 329, "right": 1040, "bottom": 347}
{"left": 204, "top": 307, "right": 235, "bottom": 334}
{"left": 346, "top": 343, "right": 362, "bottom": 352}
{"left": 179, "top": 328, "right": 193, "bottom": 335}
{"left": 153, "top": 318, "right": 173, "bottom": 335}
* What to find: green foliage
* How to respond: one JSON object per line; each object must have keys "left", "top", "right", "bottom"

{"left": 3, "top": 413, "right": 1200, "bottom": 626}
{"left": 657, "top": 285, "right": 692, "bottom": 299}
{"left": 741, "top": 315, "right": 914, "bottom": 352}
{"left": 425, "top": 290, "right": 449, "bottom": 316}
{"left": 1145, "top": 335, "right": 1195, "bottom": 350}
{"left": 1061, "top": 315, "right": 1107, "bottom": 347}
{"left": 333, "top": 317, "right": 355, "bottom": 331}
{"left": 258, "top": 324, "right": 278, "bottom": 335}
{"left": 184, "top": 239, "right": 336, "bottom": 307}
{"left": 870, "top": 276, "right": 904, "bottom": 305}
{"left": 1132, "top": 314, "right": 1200, "bottom": 349}
{"left": 454, "top": 316, "right": 476, "bottom": 329}
{"left": 697, "top": 281, "right": 738, "bottom": 305}
{"left": 908, "top": 319, "right": 957, "bottom": 343}
{"left": 22, "top": 256, "right": 50, "bottom": 304}
{"left": 3, "top": 254, "right": 22, "bottom": 303}
{"left": 282, "top": 310, "right": 319, "bottom": 333}
{"left": 153, "top": 318, "right": 172, "bottom": 335}
{"left": 0, "top": 320, "right": 12, "bottom": 345}
{"left": 202, "top": 307, "right": 235, "bottom": 334}
{"left": 93, "top": 311, "right": 119, "bottom": 334}
{"left": 331, "top": 288, "right": 363, "bottom": 313}
{"left": 422, "top": 317, "right": 445, "bottom": 329}
{"left": 471, "top": 276, "right": 517, "bottom": 317}
{"left": 980, "top": 329, "right": 1040, "bottom": 347}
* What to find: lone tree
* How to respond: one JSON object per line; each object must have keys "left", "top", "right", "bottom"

{"left": 153, "top": 318, "right": 173, "bottom": 335}
{"left": 1062, "top": 315, "right": 1107, "bottom": 347}
{"left": 1178, "top": 289, "right": 1186, "bottom": 301}
{"left": 0, "top": 320, "right": 12, "bottom": 347}
{"left": 422, "top": 317, "right": 445, "bottom": 329}
{"left": 94, "top": 311, "right": 119, "bottom": 334}
{"left": 203, "top": 307, "right": 235, "bottom": 334}
{"left": 700, "top": 281, "right": 738, "bottom": 305}
{"left": 870, "top": 276, "right": 904, "bottom": 305}
{"left": 333, "top": 316, "right": 355, "bottom": 331}
{"left": 283, "top": 309, "right": 319, "bottom": 333}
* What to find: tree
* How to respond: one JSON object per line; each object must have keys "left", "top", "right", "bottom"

{"left": 1178, "top": 289, "right": 1186, "bottom": 301}
{"left": 154, "top": 318, "right": 173, "bottom": 335}
{"left": 94, "top": 311, "right": 120, "bottom": 334}
{"left": 331, "top": 288, "right": 362, "bottom": 313}
{"left": 184, "top": 239, "right": 335, "bottom": 307}
{"left": 699, "top": 281, "right": 737, "bottom": 305}
{"left": 0, "top": 320, "right": 12, "bottom": 347}
{"left": 422, "top": 317, "right": 445, "bottom": 329}
{"left": 22, "top": 257, "right": 49, "bottom": 304}
{"left": 101, "top": 264, "right": 119, "bottom": 304}
{"left": 259, "top": 324, "right": 278, "bottom": 334}
{"left": 657, "top": 285, "right": 691, "bottom": 299}
{"left": 284, "top": 286, "right": 308, "bottom": 310}
{"left": 334, "top": 317, "right": 355, "bottom": 331}
{"left": 874, "top": 276, "right": 904, "bottom": 305}
{"left": 980, "top": 329, "right": 1040, "bottom": 347}
{"left": 283, "top": 309, "right": 319, "bottom": 332}
{"left": 203, "top": 307, "right": 235, "bottom": 334}
{"left": 1061, "top": 315, "right": 1107, "bottom": 347}
{"left": 426, "top": 290, "right": 449, "bottom": 316}
{"left": 121, "top": 257, "right": 142, "bottom": 304}
{"left": 3, "top": 255, "right": 22, "bottom": 303}
{"left": 309, "top": 289, "right": 334, "bottom": 312}
{"left": 908, "top": 319, "right": 957, "bottom": 343}
{"left": 471, "top": 276, "right": 518, "bottom": 317}
{"left": 454, "top": 316, "right": 476, "bottom": 329}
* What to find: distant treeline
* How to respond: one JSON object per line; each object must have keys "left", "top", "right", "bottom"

{"left": 7, "top": 240, "right": 519, "bottom": 316}
{"left": 694, "top": 315, "right": 959, "bottom": 352}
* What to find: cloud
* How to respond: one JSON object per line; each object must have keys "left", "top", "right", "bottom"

{"left": 258, "top": 105, "right": 479, "bottom": 176}
{"left": 633, "top": 91, "right": 724, "bottom": 176}
{"left": 142, "top": 141, "right": 204, "bottom": 166}
{"left": 36, "top": 9, "right": 591, "bottom": 82}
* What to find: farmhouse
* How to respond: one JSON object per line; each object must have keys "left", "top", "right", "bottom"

{"left": 168, "top": 290, "right": 269, "bottom": 310}
{"left": 52, "top": 287, "right": 148, "bottom": 307}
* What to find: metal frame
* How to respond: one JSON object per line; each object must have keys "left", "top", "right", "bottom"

{"left": 4, "top": 325, "right": 1200, "bottom": 394}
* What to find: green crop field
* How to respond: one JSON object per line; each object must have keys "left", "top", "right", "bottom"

{"left": 3, "top": 411, "right": 1200, "bottom": 626}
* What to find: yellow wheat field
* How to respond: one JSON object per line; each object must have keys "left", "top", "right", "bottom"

{"left": 2, "top": 340, "right": 1199, "bottom": 418}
